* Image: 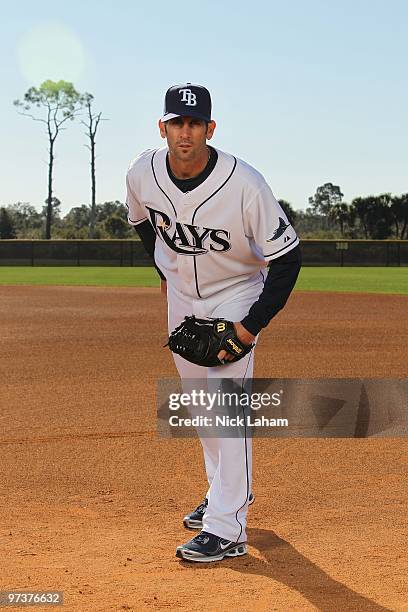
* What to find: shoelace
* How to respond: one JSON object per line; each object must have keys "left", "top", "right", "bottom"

{"left": 194, "top": 532, "right": 231, "bottom": 546}
{"left": 194, "top": 500, "right": 207, "bottom": 514}
{"left": 194, "top": 533, "right": 211, "bottom": 544}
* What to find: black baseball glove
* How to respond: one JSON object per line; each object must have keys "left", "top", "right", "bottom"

{"left": 166, "top": 315, "right": 253, "bottom": 367}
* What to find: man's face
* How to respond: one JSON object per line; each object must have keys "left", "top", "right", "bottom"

{"left": 158, "top": 116, "right": 216, "bottom": 162}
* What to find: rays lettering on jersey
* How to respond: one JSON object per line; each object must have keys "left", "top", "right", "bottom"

{"left": 146, "top": 206, "right": 231, "bottom": 255}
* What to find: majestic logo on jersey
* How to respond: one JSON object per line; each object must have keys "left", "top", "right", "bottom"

{"left": 146, "top": 206, "right": 231, "bottom": 255}
{"left": 267, "top": 217, "right": 291, "bottom": 241}
{"left": 179, "top": 88, "right": 197, "bottom": 106}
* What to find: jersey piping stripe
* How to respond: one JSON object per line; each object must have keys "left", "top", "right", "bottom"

{"left": 193, "top": 257, "right": 201, "bottom": 298}
{"left": 124, "top": 190, "right": 148, "bottom": 224}
{"left": 150, "top": 150, "right": 177, "bottom": 218}
{"left": 234, "top": 352, "right": 253, "bottom": 542}
{"left": 191, "top": 156, "right": 237, "bottom": 299}
{"left": 128, "top": 216, "right": 148, "bottom": 225}
{"left": 263, "top": 235, "right": 299, "bottom": 258}
{"left": 191, "top": 157, "right": 237, "bottom": 225}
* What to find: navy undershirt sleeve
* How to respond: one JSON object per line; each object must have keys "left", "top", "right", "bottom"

{"left": 240, "top": 244, "right": 302, "bottom": 336}
{"left": 134, "top": 220, "right": 166, "bottom": 280}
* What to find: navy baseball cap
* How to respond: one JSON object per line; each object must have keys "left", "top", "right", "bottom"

{"left": 161, "top": 83, "right": 212, "bottom": 123}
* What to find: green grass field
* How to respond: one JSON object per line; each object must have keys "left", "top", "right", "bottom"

{"left": 0, "top": 266, "right": 406, "bottom": 294}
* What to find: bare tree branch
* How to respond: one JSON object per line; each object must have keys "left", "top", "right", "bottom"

{"left": 15, "top": 110, "right": 48, "bottom": 124}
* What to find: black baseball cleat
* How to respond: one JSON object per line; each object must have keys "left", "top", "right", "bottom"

{"left": 183, "top": 493, "right": 255, "bottom": 530}
{"left": 176, "top": 531, "right": 247, "bottom": 563}
{"left": 183, "top": 498, "right": 208, "bottom": 530}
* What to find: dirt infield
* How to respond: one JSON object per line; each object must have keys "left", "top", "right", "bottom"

{"left": 1, "top": 286, "right": 407, "bottom": 611}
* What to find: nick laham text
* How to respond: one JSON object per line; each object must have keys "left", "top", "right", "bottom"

{"left": 169, "top": 415, "right": 289, "bottom": 427}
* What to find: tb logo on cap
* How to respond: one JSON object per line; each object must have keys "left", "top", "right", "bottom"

{"left": 179, "top": 88, "right": 197, "bottom": 106}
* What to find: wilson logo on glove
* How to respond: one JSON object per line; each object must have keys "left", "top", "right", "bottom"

{"left": 165, "top": 315, "right": 253, "bottom": 367}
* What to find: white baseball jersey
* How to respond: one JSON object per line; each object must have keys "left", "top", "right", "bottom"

{"left": 126, "top": 147, "right": 299, "bottom": 299}
{"left": 126, "top": 144, "right": 300, "bottom": 543}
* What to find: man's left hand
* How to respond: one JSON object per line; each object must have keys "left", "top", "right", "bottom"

{"left": 217, "top": 322, "right": 256, "bottom": 363}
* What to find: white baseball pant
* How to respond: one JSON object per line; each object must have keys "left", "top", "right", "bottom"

{"left": 167, "top": 280, "right": 263, "bottom": 542}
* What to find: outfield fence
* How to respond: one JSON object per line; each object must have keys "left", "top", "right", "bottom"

{"left": 0, "top": 239, "right": 407, "bottom": 266}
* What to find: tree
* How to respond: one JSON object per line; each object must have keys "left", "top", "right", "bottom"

{"left": 5, "top": 202, "right": 43, "bottom": 237}
{"left": 278, "top": 199, "right": 298, "bottom": 227}
{"left": 0, "top": 208, "right": 16, "bottom": 238}
{"left": 58, "top": 205, "right": 92, "bottom": 238}
{"left": 104, "top": 215, "right": 131, "bottom": 238}
{"left": 41, "top": 197, "right": 61, "bottom": 225}
{"left": 96, "top": 201, "right": 128, "bottom": 223}
{"left": 63, "top": 205, "right": 91, "bottom": 230}
{"left": 79, "top": 93, "right": 106, "bottom": 238}
{"left": 351, "top": 195, "right": 393, "bottom": 239}
{"left": 14, "top": 80, "right": 82, "bottom": 239}
{"left": 329, "top": 202, "right": 351, "bottom": 237}
{"left": 390, "top": 194, "right": 408, "bottom": 239}
{"left": 309, "top": 183, "right": 344, "bottom": 218}
{"left": 343, "top": 204, "right": 358, "bottom": 237}
{"left": 373, "top": 193, "right": 393, "bottom": 239}
{"left": 351, "top": 197, "right": 371, "bottom": 238}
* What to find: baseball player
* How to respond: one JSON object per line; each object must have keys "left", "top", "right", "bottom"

{"left": 126, "top": 83, "right": 301, "bottom": 562}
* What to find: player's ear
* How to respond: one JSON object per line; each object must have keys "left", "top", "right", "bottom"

{"left": 206, "top": 120, "right": 216, "bottom": 140}
{"left": 158, "top": 119, "right": 167, "bottom": 139}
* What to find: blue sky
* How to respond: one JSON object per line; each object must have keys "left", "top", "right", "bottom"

{"left": 1, "top": 0, "right": 407, "bottom": 214}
